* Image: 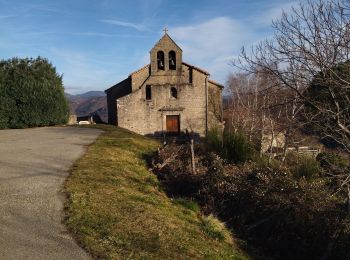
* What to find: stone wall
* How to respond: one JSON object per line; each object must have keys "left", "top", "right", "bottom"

{"left": 105, "top": 77, "right": 131, "bottom": 125}
{"left": 117, "top": 65, "right": 209, "bottom": 136}
{"left": 106, "top": 33, "right": 223, "bottom": 137}
{"left": 261, "top": 131, "right": 286, "bottom": 153}
{"left": 150, "top": 34, "right": 183, "bottom": 76}
{"left": 131, "top": 65, "right": 150, "bottom": 92}
{"left": 67, "top": 115, "right": 77, "bottom": 125}
{"left": 208, "top": 82, "right": 223, "bottom": 131}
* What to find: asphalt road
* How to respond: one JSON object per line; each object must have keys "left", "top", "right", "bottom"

{"left": 0, "top": 127, "right": 102, "bottom": 260}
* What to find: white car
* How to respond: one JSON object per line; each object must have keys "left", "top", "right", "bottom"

{"left": 78, "top": 121, "right": 90, "bottom": 125}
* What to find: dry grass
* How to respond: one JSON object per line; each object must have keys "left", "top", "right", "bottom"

{"left": 64, "top": 125, "right": 247, "bottom": 259}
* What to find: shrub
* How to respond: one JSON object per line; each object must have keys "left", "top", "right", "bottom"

{"left": 0, "top": 71, "right": 12, "bottom": 128}
{"left": 206, "top": 128, "right": 222, "bottom": 152}
{"left": 0, "top": 57, "right": 69, "bottom": 129}
{"left": 316, "top": 152, "right": 350, "bottom": 199}
{"left": 196, "top": 167, "right": 350, "bottom": 259}
{"left": 252, "top": 153, "right": 280, "bottom": 170}
{"left": 291, "top": 155, "right": 322, "bottom": 180}
{"left": 207, "top": 129, "right": 254, "bottom": 163}
{"left": 152, "top": 143, "right": 350, "bottom": 259}
{"left": 222, "top": 131, "right": 249, "bottom": 163}
{"left": 317, "top": 152, "right": 349, "bottom": 168}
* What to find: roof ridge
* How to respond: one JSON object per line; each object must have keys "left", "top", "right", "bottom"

{"left": 150, "top": 33, "right": 182, "bottom": 52}
{"left": 129, "top": 64, "right": 150, "bottom": 76}
{"left": 208, "top": 79, "right": 224, "bottom": 89}
{"left": 182, "top": 61, "right": 210, "bottom": 75}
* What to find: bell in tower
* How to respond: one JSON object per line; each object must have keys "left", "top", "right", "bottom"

{"left": 149, "top": 29, "right": 182, "bottom": 75}
{"left": 169, "top": 50, "right": 176, "bottom": 70}
{"left": 157, "top": 51, "right": 165, "bottom": 70}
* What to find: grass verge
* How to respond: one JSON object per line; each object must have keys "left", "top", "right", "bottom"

{"left": 64, "top": 125, "right": 247, "bottom": 259}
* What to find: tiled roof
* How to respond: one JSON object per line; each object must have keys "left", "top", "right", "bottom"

{"left": 182, "top": 62, "right": 210, "bottom": 75}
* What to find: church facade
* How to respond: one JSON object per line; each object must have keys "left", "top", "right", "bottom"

{"left": 105, "top": 33, "right": 223, "bottom": 137}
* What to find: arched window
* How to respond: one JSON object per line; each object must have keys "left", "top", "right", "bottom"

{"left": 170, "top": 87, "right": 177, "bottom": 99}
{"left": 169, "top": 51, "right": 176, "bottom": 70}
{"left": 157, "top": 51, "right": 164, "bottom": 70}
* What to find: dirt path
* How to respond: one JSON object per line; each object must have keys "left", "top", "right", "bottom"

{"left": 0, "top": 127, "right": 102, "bottom": 260}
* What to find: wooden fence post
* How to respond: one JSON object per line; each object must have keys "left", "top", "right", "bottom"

{"left": 190, "top": 139, "right": 196, "bottom": 174}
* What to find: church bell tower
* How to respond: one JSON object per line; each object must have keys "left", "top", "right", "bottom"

{"left": 149, "top": 29, "right": 183, "bottom": 75}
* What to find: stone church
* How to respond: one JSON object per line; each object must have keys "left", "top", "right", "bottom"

{"left": 105, "top": 32, "right": 223, "bottom": 137}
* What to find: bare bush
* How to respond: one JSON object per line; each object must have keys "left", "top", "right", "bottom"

{"left": 234, "top": 0, "right": 350, "bottom": 204}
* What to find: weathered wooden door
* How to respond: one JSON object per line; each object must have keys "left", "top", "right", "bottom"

{"left": 166, "top": 115, "right": 180, "bottom": 134}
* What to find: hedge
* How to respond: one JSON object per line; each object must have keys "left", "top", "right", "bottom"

{"left": 0, "top": 57, "right": 69, "bottom": 129}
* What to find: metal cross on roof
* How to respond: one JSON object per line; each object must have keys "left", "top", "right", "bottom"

{"left": 163, "top": 27, "right": 168, "bottom": 34}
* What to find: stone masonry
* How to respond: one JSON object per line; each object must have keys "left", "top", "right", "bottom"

{"left": 105, "top": 33, "right": 223, "bottom": 137}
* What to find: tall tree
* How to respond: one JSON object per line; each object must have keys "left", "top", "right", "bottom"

{"left": 303, "top": 61, "right": 350, "bottom": 148}
{"left": 234, "top": 0, "right": 350, "bottom": 203}
{"left": 0, "top": 57, "right": 69, "bottom": 128}
{"left": 236, "top": 0, "right": 350, "bottom": 151}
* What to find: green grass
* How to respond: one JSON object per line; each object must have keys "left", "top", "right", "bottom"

{"left": 64, "top": 125, "right": 247, "bottom": 259}
{"left": 201, "top": 215, "right": 234, "bottom": 245}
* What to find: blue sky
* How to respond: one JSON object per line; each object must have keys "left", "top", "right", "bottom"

{"left": 0, "top": 0, "right": 298, "bottom": 94}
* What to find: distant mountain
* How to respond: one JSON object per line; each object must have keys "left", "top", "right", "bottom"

{"left": 65, "top": 93, "right": 74, "bottom": 98}
{"left": 75, "top": 91, "right": 106, "bottom": 98}
{"left": 66, "top": 91, "right": 107, "bottom": 123}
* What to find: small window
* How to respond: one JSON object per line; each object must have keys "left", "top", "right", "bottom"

{"left": 170, "top": 87, "right": 177, "bottom": 99}
{"left": 169, "top": 51, "right": 176, "bottom": 70}
{"left": 157, "top": 51, "right": 165, "bottom": 70}
{"left": 189, "top": 68, "right": 193, "bottom": 83}
{"left": 146, "top": 85, "right": 152, "bottom": 100}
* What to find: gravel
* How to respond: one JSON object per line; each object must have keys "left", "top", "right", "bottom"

{"left": 0, "top": 126, "right": 102, "bottom": 260}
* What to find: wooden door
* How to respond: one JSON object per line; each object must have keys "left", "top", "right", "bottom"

{"left": 166, "top": 115, "right": 180, "bottom": 134}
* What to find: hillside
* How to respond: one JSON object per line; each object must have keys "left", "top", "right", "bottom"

{"left": 66, "top": 91, "right": 107, "bottom": 123}
{"left": 64, "top": 125, "right": 247, "bottom": 259}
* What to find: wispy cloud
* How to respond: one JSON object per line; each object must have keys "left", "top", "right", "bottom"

{"left": 24, "top": 31, "right": 148, "bottom": 38}
{"left": 171, "top": 17, "right": 249, "bottom": 59}
{"left": 71, "top": 32, "right": 148, "bottom": 38}
{"left": 249, "top": 1, "right": 297, "bottom": 26}
{"left": 0, "top": 15, "right": 14, "bottom": 19}
{"left": 0, "top": 0, "right": 295, "bottom": 93}
{"left": 49, "top": 47, "right": 125, "bottom": 94}
{"left": 24, "top": 3, "right": 72, "bottom": 15}
{"left": 170, "top": 16, "right": 253, "bottom": 84}
{"left": 101, "top": 19, "right": 149, "bottom": 32}
{"left": 169, "top": 1, "right": 293, "bottom": 85}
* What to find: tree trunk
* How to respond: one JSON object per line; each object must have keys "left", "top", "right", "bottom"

{"left": 190, "top": 139, "right": 196, "bottom": 174}
{"left": 347, "top": 184, "right": 350, "bottom": 212}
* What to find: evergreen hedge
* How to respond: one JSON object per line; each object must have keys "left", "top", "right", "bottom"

{"left": 0, "top": 57, "right": 69, "bottom": 129}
